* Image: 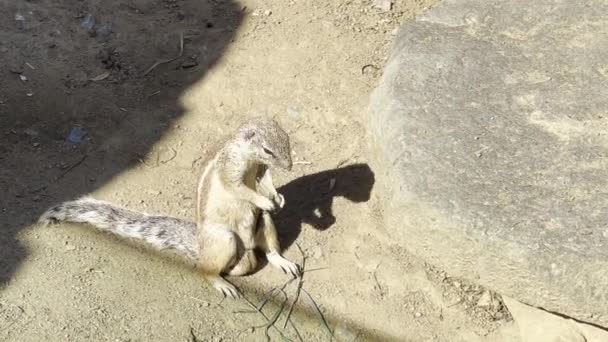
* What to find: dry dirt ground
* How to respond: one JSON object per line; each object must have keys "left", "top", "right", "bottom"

{"left": 1, "top": 0, "right": 521, "bottom": 341}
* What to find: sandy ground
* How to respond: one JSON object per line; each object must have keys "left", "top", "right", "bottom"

{"left": 1, "top": 0, "right": 520, "bottom": 341}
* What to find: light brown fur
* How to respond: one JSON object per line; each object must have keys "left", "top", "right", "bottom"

{"left": 195, "top": 117, "right": 300, "bottom": 298}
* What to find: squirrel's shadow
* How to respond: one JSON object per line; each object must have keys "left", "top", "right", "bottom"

{"left": 272, "top": 163, "right": 375, "bottom": 251}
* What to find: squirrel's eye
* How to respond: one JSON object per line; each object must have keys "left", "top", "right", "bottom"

{"left": 263, "top": 147, "right": 275, "bottom": 157}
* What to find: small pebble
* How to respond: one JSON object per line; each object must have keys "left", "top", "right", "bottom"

{"left": 414, "top": 312, "right": 423, "bottom": 318}
{"left": 311, "top": 245, "right": 323, "bottom": 259}
{"left": 181, "top": 60, "right": 198, "bottom": 69}
{"left": 9, "top": 64, "right": 23, "bottom": 74}
{"left": 24, "top": 128, "right": 38, "bottom": 136}
{"left": 476, "top": 290, "right": 493, "bottom": 308}
{"left": 287, "top": 106, "right": 300, "bottom": 119}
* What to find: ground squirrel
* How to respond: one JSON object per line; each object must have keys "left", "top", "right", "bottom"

{"left": 39, "top": 117, "right": 302, "bottom": 298}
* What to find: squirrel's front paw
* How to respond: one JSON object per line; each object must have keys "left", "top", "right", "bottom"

{"left": 256, "top": 196, "right": 277, "bottom": 212}
{"left": 273, "top": 193, "right": 285, "bottom": 209}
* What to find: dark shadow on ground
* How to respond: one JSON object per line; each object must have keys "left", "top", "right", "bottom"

{"left": 273, "top": 163, "right": 375, "bottom": 250}
{"left": 0, "top": 0, "right": 242, "bottom": 286}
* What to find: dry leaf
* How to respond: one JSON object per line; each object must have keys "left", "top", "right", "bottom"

{"left": 90, "top": 71, "right": 110, "bottom": 81}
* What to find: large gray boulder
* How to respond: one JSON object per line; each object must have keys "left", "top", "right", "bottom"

{"left": 368, "top": 0, "right": 608, "bottom": 327}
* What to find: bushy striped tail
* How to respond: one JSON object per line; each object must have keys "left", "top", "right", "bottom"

{"left": 39, "top": 197, "right": 199, "bottom": 261}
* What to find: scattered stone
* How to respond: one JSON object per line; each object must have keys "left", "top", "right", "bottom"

{"left": 96, "top": 23, "right": 112, "bottom": 40}
{"left": 287, "top": 106, "right": 300, "bottom": 119}
{"left": 9, "top": 64, "right": 23, "bottom": 74}
{"left": 476, "top": 291, "right": 493, "bottom": 308}
{"left": 24, "top": 128, "right": 38, "bottom": 136}
{"left": 180, "top": 60, "right": 198, "bottom": 69}
{"left": 66, "top": 127, "right": 87, "bottom": 145}
{"left": 251, "top": 9, "right": 272, "bottom": 17}
{"left": 333, "top": 322, "right": 359, "bottom": 341}
{"left": 373, "top": 0, "right": 392, "bottom": 12}
{"left": 311, "top": 245, "right": 323, "bottom": 259}
{"left": 414, "top": 312, "right": 423, "bottom": 318}
{"left": 80, "top": 14, "right": 96, "bottom": 35}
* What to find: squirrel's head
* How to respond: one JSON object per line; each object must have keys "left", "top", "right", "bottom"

{"left": 237, "top": 117, "right": 293, "bottom": 171}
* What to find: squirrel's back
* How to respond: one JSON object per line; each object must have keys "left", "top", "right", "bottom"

{"left": 39, "top": 197, "right": 199, "bottom": 261}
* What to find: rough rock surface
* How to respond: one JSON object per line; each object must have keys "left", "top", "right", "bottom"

{"left": 368, "top": 0, "right": 608, "bottom": 327}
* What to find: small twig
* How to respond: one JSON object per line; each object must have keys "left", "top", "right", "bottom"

{"left": 254, "top": 290, "right": 287, "bottom": 330}
{"left": 259, "top": 277, "right": 297, "bottom": 312}
{"left": 302, "top": 288, "right": 333, "bottom": 340}
{"left": 258, "top": 289, "right": 290, "bottom": 342}
{"left": 189, "top": 327, "right": 199, "bottom": 342}
{"left": 303, "top": 267, "right": 329, "bottom": 274}
{"left": 335, "top": 158, "right": 350, "bottom": 168}
{"left": 189, "top": 296, "right": 204, "bottom": 302}
{"left": 189, "top": 296, "right": 212, "bottom": 306}
{"left": 147, "top": 90, "right": 161, "bottom": 97}
{"left": 241, "top": 290, "right": 293, "bottom": 342}
{"left": 55, "top": 155, "right": 88, "bottom": 180}
{"left": 361, "top": 64, "right": 379, "bottom": 75}
{"left": 372, "top": 270, "right": 384, "bottom": 298}
{"left": 288, "top": 319, "right": 304, "bottom": 342}
{"left": 190, "top": 156, "right": 203, "bottom": 169}
{"left": 293, "top": 161, "right": 312, "bottom": 165}
{"left": 233, "top": 309, "right": 259, "bottom": 314}
{"left": 282, "top": 244, "right": 307, "bottom": 329}
{"left": 160, "top": 147, "right": 178, "bottom": 164}
{"left": 257, "top": 287, "right": 280, "bottom": 312}
{"left": 235, "top": 245, "right": 319, "bottom": 342}
{"left": 143, "top": 32, "right": 185, "bottom": 76}
{"left": 138, "top": 157, "right": 158, "bottom": 168}
{"left": 282, "top": 274, "right": 304, "bottom": 329}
